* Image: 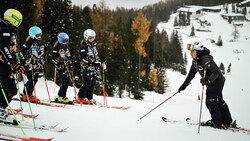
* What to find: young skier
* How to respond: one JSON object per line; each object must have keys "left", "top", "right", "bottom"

{"left": 178, "top": 42, "right": 235, "bottom": 128}
{"left": 20, "top": 26, "right": 47, "bottom": 103}
{"left": 76, "top": 29, "right": 101, "bottom": 104}
{"left": 0, "top": 9, "right": 25, "bottom": 122}
{"left": 52, "top": 32, "right": 73, "bottom": 104}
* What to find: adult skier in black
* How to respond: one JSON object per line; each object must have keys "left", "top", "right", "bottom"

{"left": 76, "top": 29, "right": 101, "bottom": 105}
{"left": 20, "top": 26, "right": 47, "bottom": 103}
{"left": 0, "top": 9, "right": 25, "bottom": 122}
{"left": 178, "top": 42, "right": 234, "bottom": 128}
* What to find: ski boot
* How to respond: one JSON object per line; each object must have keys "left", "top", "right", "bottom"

{"left": 21, "top": 94, "right": 40, "bottom": 103}
{"left": 201, "top": 120, "right": 225, "bottom": 129}
{"left": 224, "top": 120, "right": 237, "bottom": 128}
{"left": 55, "top": 96, "right": 73, "bottom": 104}
{"left": 75, "top": 98, "right": 90, "bottom": 105}
{"left": 0, "top": 107, "right": 18, "bottom": 125}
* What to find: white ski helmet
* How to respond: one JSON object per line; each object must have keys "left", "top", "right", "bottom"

{"left": 83, "top": 29, "right": 96, "bottom": 41}
{"left": 187, "top": 41, "right": 204, "bottom": 51}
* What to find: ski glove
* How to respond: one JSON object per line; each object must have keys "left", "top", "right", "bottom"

{"left": 93, "top": 61, "right": 101, "bottom": 67}
{"left": 178, "top": 83, "right": 188, "bottom": 93}
{"left": 12, "top": 63, "right": 25, "bottom": 74}
{"left": 200, "top": 78, "right": 210, "bottom": 86}
{"left": 88, "top": 61, "right": 101, "bottom": 67}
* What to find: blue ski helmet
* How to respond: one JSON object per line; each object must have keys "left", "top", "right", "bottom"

{"left": 57, "top": 32, "right": 69, "bottom": 44}
{"left": 29, "top": 26, "right": 42, "bottom": 39}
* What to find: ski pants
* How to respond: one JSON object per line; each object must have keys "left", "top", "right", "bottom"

{"left": 57, "top": 70, "right": 69, "bottom": 97}
{"left": 205, "top": 82, "right": 232, "bottom": 125}
{"left": 78, "top": 73, "right": 96, "bottom": 100}
{"left": 0, "top": 74, "right": 17, "bottom": 108}
{"left": 23, "top": 66, "right": 39, "bottom": 96}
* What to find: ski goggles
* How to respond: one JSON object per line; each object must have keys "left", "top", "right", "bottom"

{"left": 62, "top": 39, "right": 69, "bottom": 44}
{"left": 187, "top": 43, "right": 204, "bottom": 51}
{"left": 187, "top": 44, "right": 194, "bottom": 51}
{"left": 35, "top": 33, "right": 42, "bottom": 39}
{"left": 88, "top": 36, "right": 95, "bottom": 40}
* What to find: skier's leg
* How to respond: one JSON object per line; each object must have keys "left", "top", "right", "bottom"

{"left": 87, "top": 75, "right": 96, "bottom": 100}
{"left": 205, "top": 86, "right": 223, "bottom": 126}
{"left": 78, "top": 73, "right": 91, "bottom": 99}
{"left": 58, "top": 71, "right": 69, "bottom": 97}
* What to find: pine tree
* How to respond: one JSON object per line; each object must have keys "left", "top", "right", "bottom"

{"left": 216, "top": 35, "right": 223, "bottom": 46}
{"left": 174, "top": 16, "right": 178, "bottom": 26}
{"left": 219, "top": 62, "right": 225, "bottom": 75}
{"left": 190, "top": 25, "right": 195, "bottom": 37}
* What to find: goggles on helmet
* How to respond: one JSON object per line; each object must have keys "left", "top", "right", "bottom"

{"left": 35, "top": 33, "right": 42, "bottom": 39}
{"left": 187, "top": 44, "right": 194, "bottom": 51}
{"left": 88, "top": 36, "right": 95, "bottom": 40}
{"left": 62, "top": 39, "right": 69, "bottom": 44}
{"left": 187, "top": 43, "right": 204, "bottom": 51}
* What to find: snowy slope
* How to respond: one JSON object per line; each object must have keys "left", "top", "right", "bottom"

{"left": 1, "top": 4, "right": 250, "bottom": 141}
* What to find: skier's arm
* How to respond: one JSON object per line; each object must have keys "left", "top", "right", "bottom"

{"left": 0, "top": 29, "right": 16, "bottom": 64}
{"left": 184, "top": 62, "right": 197, "bottom": 85}
{"left": 79, "top": 46, "right": 89, "bottom": 65}
{"left": 204, "top": 60, "right": 220, "bottom": 84}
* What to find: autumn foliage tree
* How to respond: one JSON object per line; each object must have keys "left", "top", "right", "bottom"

{"left": 131, "top": 11, "right": 151, "bottom": 99}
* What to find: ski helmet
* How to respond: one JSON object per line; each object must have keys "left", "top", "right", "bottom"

{"left": 187, "top": 42, "right": 204, "bottom": 51}
{"left": 29, "top": 26, "right": 42, "bottom": 39}
{"left": 4, "top": 9, "right": 22, "bottom": 27}
{"left": 83, "top": 29, "right": 96, "bottom": 41}
{"left": 57, "top": 32, "right": 69, "bottom": 44}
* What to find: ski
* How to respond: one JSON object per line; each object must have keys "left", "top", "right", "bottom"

{"left": 71, "top": 99, "right": 130, "bottom": 110}
{"left": 0, "top": 121, "right": 68, "bottom": 133}
{"left": 7, "top": 108, "right": 39, "bottom": 119}
{"left": 12, "top": 98, "right": 66, "bottom": 108}
{"left": 7, "top": 108, "right": 23, "bottom": 113}
{"left": 185, "top": 118, "right": 250, "bottom": 134}
{"left": 0, "top": 132, "right": 54, "bottom": 141}
{"left": 162, "top": 117, "right": 250, "bottom": 135}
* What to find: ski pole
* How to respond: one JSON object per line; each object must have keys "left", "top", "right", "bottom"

{"left": 53, "top": 66, "right": 57, "bottom": 96}
{"left": 198, "top": 67, "right": 206, "bottom": 133}
{"left": 0, "top": 81, "right": 26, "bottom": 135}
{"left": 101, "top": 62, "right": 108, "bottom": 107}
{"left": 41, "top": 65, "right": 51, "bottom": 102}
{"left": 64, "top": 61, "right": 78, "bottom": 99}
{"left": 137, "top": 91, "right": 179, "bottom": 121}
{"left": 21, "top": 74, "right": 37, "bottom": 130}
{"left": 15, "top": 74, "right": 24, "bottom": 121}
{"left": 30, "top": 64, "right": 38, "bottom": 105}
{"left": 14, "top": 53, "right": 24, "bottom": 120}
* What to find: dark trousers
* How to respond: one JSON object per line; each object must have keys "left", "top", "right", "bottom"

{"left": 205, "top": 83, "right": 232, "bottom": 125}
{"left": 0, "top": 74, "right": 17, "bottom": 108}
{"left": 23, "top": 66, "right": 39, "bottom": 96}
{"left": 57, "top": 70, "right": 69, "bottom": 97}
{"left": 78, "top": 73, "right": 96, "bottom": 100}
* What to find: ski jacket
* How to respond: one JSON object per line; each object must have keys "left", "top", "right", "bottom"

{"left": 20, "top": 37, "right": 47, "bottom": 66}
{"left": 52, "top": 42, "right": 71, "bottom": 70}
{"left": 79, "top": 41, "right": 99, "bottom": 75}
{"left": 183, "top": 47, "right": 225, "bottom": 88}
{"left": 0, "top": 20, "right": 18, "bottom": 75}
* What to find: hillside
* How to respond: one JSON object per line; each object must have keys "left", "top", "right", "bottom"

{"left": 1, "top": 4, "right": 250, "bottom": 141}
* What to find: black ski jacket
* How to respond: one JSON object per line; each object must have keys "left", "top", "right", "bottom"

{"left": 0, "top": 20, "right": 18, "bottom": 75}
{"left": 183, "top": 47, "right": 225, "bottom": 88}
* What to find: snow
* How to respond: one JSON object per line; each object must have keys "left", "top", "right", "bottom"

{"left": 71, "top": 0, "right": 164, "bottom": 10}
{"left": 1, "top": 4, "right": 250, "bottom": 141}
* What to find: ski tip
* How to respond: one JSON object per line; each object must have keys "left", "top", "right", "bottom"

{"left": 186, "top": 118, "right": 191, "bottom": 121}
